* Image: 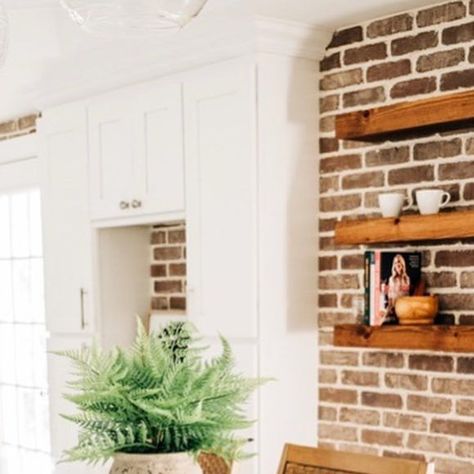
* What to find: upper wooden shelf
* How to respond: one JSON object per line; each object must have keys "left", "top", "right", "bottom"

{"left": 335, "top": 210, "right": 474, "bottom": 245}
{"left": 334, "top": 324, "right": 474, "bottom": 353}
{"left": 335, "top": 89, "right": 474, "bottom": 141}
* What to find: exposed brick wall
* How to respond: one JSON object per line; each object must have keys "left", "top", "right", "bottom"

{"left": 0, "top": 114, "right": 38, "bottom": 141}
{"left": 318, "top": 2, "right": 474, "bottom": 472}
{"left": 150, "top": 221, "right": 186, "bottom": 312}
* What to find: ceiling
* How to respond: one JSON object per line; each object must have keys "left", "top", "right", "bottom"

{"left": 0, "top": 0, "right": 449, "bottom": 122}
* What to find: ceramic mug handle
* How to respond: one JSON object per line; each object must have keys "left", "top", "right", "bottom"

{"left": 440, "top": 191, "right": 451, "bottom": 208}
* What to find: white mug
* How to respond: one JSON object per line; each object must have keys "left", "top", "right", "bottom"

{"left": 416, "top": 189, "right": 450, "bottom": 215}
{"left": 378, "top": 192, "right": 410, "bottom": 218}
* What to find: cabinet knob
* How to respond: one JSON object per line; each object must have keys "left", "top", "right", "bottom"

{"left": 119, "top": 201, "right": 130, "bottom": 210}
{"left": 131, "top": 199, "right": 142, "bottom": 209}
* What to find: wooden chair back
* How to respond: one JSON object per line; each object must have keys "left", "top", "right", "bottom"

{"left": 277, "top": 444, "right": 434, "bottom": 474}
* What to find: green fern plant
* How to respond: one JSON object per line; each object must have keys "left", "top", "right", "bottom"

{"left": 58, "top": 320, "right": 265, "bottom": 465}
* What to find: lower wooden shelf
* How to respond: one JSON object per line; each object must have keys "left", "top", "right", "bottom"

{"left": 334, "top": 324, "right": 474, "bottom": 353}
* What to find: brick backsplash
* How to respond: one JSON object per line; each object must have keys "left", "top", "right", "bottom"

{"left": 319, "top": 1, "right": 474, "bottom": 472}
{"left": 0, "top": 114, "right": 38, "bottom": 141}
{"left": 150, "top": 221, "right": 186, "bottom": 312}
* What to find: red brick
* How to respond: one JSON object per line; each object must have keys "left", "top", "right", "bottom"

{"left": 431, "top": 418, "right": 474, "bottom": 437}
{"left": 320, "top": 194, "right": 362, "bottom": 212}
{"left": 408, "top": 434, "right": 452, "bottom": 454}
{"left": 328, "top": 26, "right": 363, "bottom": 48}
{"left": 151, "top": 230, "right": 167, "bottom": 244}
{"left": 341, "top": 254, "right": 364, "bottom": 270}
{"left": 417, "top": 48, "right": 465, "bottom": 72}
{"left": 340, "top": 407, "right": 380, "bottom": 426}
{"left": 319, "top": 312, "right": 355, "bottom": 327}
{"left": 319, "top": 137, "right": 339, "bottom": 154}
{"left": 319, "top": 115, "right": 335, "bottom": 133}
{"left": 417, "top": 2, "right": 466, "bottom": 27}
{"left": 151, "top": 297, "right": 168, "bottom": 310}
{"left": 153, "top": 246, "right": 182, "bottom": 260}
{"left": 169, "top": 297, "right": 186, "bottom": 310}
{"left": 441, "top": 68, "right": 474, "bottom": 91}
{"left": 383, "top": 413, "right": 427, "bottom": 431}
{"left": 319, "top": 405, "right": 337, "bottom": 421}
{"left": 341, "top": 370, "right": 379, "bottom": 387}
{"left": 319, "top": 369, "right": 338, "bottom": 384}
{"left": 169, "top": 263, "right": 186, "bottom": 276}
{"left": 154, "top": 280, "right": 182, "bottom": 293}
{"left": 320, "top": 95, "right": 339, "bottom": 114}
{"left": 361, "top": 392, "right": 402, "bottom": 409}
{"left": 319, "top": 294, "right": 337, "bottom": 308}
{"left": 409, "top": 354, "right": 454, "bottom": 372}
{"left": 365, "top": 146, "right": 409, "bottom": 167}
{"left": 168, "top": 229, "right": 185, "bottom": 243}
{"left": 414, "top": 138, "right": 462, "bottom": 160}
{"left": 367, "top": 14, "right": 413, "bottom": 38}
{"left": 18, "top": 114, "right": 37, "bottom": 130}
{"left": 424, "top": 271, "right": 457, "bottom": 288}
{"left": 458, "top": 357, "right": 474, "bottom": 374}
{"left": 320, "top": 68, "right": 363, "bottom": 91}
{"left": 432, "top": 377, "right": 474, "bottom": 395}
{"left": 467, "top": 137, "right": 474, "bottom": 155}
{"left": 408, "top": 394, "right": 452, "bottom": 414}
{"left": 456, "top": 441, "right": 474, "bottom": 459}
{"left": 319, "top": 274, "right": 359, "bottom": 290}
{"left": 151, "top": 264, "right": 167, "bottom": 277}
{"left": 391, "top": 31, "right": 438, "bottom": 56}
{"left": 320, "top": 350, "right": 359, "bottom": 366}
{"left": 439, "top": 294, "right": 474, "bottom": 311}
{"left": 343, "top": 43, "right": 387, "bottom": 66}
{"left": 320, "top": 52, "right": 341, "bottom": 72}
{"left": 319, "top": 388, "right": 358, "bottom": 404}
{"left": 433, "top": 457, "right": 474, "bottom": 474}
{"left": 319, "top": 256, "right": 337, "bottom": 271}
{"left": 343, "top": 86, "right": 385, "bottom": 108}
{"left": 388, "top": 165, "right": 434, "bottom": 185}
{"left": 461, "top": 272, "right": 474, "bottom": 288}
{"left": 320, "top": 154, "right": 362, "bottom": 174}
{"left": 362, "top": 352, "right": 404, "bottom": 368}
{"left": 320, "top": 175, "right": 339, "bottom": 194}
{"left": 361, "top": 429, "right": 403, "bottom": 447}
{"left": 319, "top": 424, "right": 358, "bottom": 442}
{"left": 385, "top": 373, "right": 428, "bottom": 391}
{"left": 436, "top": 250, "right": 474, "bottom": 267}
{"left": 390, "top": 77, "right": 437, "bottom": 99}
{"left": 457, "top": 399, "right": 474, "bottom": 416}
{"left": 367, "top": 59, "right": 411, "bottom": 82}
{"left": 0, "top": 120, "right": 18, "bottom": 135}
{"left": 442, "top": 21, "right": 474, "bottom": 45}
{"left": 341, "top": 171, "right": 384, "bottom": 190}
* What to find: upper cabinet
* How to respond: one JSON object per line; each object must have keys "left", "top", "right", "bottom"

{"left": 39, "top": 103, "right": 95, "bottom": 334}
{"left": 88, "top": 81, "right": 185, "bottom": 223}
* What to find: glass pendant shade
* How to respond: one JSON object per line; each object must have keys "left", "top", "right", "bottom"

{"left": 60, "top": 0, "right": 208, "bottom": 37}
{"left": 0, "top": 2, "right": 7, "bottom": 67}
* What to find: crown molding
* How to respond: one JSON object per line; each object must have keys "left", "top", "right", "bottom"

{"left": 255, "top": 17, "right": 332, "bottom": 61}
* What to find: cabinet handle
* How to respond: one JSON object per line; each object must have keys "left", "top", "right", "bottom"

{"left": 131, "top": 199, "right": 142, "bottom": 209}
{"left": 80, "top": 288, "right": 87, "bottom": 330}
{"left": 119, "top": 201, "right": 130, "bottom": 210}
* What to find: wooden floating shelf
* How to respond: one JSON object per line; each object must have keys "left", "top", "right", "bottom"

{"left": 335, "top": 210, "right": 474, "bottom": 245}
{"left": 334, "top": 324, "right": 474, "bottom": 353}
{"left": 335, "top": 89, "right": 474, "bottom": 141}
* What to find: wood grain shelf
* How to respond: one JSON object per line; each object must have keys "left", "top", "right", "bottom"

{"left": 334, "top": 210, "right": 474, "bottom": 245}
{"left": 334, "top": 324, "right": 474, "bottom": 353}
{"left": 335, "top": 89, "right": 474, "bottom": 141}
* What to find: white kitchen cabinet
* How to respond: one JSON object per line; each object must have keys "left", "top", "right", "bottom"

{"left": 39, "top": 103, "right": 95, "bottom": 334}
{"left": 88, "top": 82, "right": 185, "bottom": 223}
{"left": 184, "top": 59, "right": 258, "bottom": 340}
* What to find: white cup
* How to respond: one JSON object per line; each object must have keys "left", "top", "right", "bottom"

{"left": 378, "top": 192, "right": 410, "bottom": 218}
{"left": 416, "top": 189, "right": 450, "bottom": 215}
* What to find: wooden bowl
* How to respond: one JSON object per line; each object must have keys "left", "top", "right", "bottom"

{"left": 395, "top": 296, "right": 438, "bottom": 325}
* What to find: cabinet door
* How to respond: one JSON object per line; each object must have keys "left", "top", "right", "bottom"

{"left": 184, "top": 60, "right": 258, "bottom": 339}
{"left": 39, "top": 103, "right": 94, "bottom": 334}
{"left": 88, "top": 94, "right": 134, "bottom": 220}
{"left": 134, "top": 82, "right": 185, "bottom": 216}
{"left": 47, "top": 336, "right": 109, "bottom": 474}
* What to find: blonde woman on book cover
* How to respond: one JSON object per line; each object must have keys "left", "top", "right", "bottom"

{"left": 381, "top": 254, "right": 411, "bottom": 324}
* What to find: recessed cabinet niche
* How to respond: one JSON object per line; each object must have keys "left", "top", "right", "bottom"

{"left": 88, "top": 81, "right": 185, "bottom": 222}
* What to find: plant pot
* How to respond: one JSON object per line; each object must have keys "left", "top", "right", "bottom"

{"left": 110, "top": 452, "right": 202, "bottom": 474}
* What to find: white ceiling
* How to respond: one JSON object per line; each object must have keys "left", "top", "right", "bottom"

{"left": 0, "top": 0, "right": 449, "bottom": 121}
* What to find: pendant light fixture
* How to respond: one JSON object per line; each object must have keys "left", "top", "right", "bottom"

{"left": 60, "top": 0, "right": 208, "bottom": 37}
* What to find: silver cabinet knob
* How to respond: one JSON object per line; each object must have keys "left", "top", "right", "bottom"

{"left": 119, "top": 201, "right": 130, "bottom": 210}
{"left": 131, "top": 199, "right": 142, "bottom": 209}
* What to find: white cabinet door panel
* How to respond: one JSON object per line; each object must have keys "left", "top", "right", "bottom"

{"left": 40, "top": 104, "right": 94, "bottom": 334}
{"left": 135, "top": 83, "right": 185, "bottom": 216}
{"left": 185, "top": 61, "right": 257, "bottom": 339}
{"left": 88, "top": 95, "right": 134, "bottom": 220}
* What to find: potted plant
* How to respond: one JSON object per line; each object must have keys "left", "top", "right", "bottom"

{"left": 58, "top": 320, "right": 264, "bottom": 473}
